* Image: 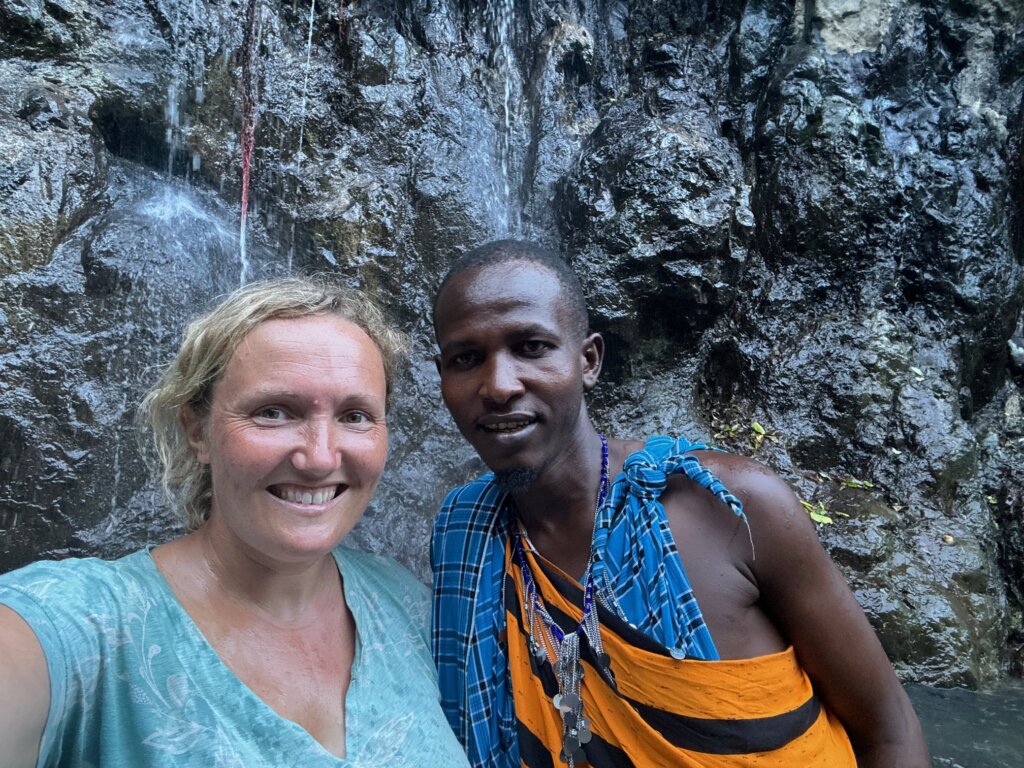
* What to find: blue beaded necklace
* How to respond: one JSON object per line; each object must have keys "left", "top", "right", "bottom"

{"left": 512, "top": 433, "right": 610, "bottom": 767}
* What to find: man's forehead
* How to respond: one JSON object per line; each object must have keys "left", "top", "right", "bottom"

{"left": 440, "top": 260, "right": 561, "bottom": 304}
{"left": 435, "top": 263, "right": 571, "bottom": 338}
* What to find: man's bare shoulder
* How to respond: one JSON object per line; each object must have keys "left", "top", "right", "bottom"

{"left": 675, "top": 449, "right": 808, "bottom": 526}
{"left": 677, "top": 452, "right": 929, "bottom": 765}
{"left": 612, "top": 440, "right": 807, "bottom": 541}
{"left": 657, "top": 447, "right": 821, "bottom": 571}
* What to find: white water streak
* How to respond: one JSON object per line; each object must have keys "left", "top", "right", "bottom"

{"left": 288, "top": 0, "right": 317, "bottom": 274}
{"left": 487, "top": 0, "right": 518, "bottom": 233}
{"left": 297, "top": 0, "right": 316, "bottom": 166}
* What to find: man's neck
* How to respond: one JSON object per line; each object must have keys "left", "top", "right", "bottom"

{"left": 510, "top": 426, "right": 606, "bottom": 580}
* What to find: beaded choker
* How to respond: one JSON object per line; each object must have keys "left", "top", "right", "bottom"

{"left": 512, "top": 433, "right": 610, "bottom": 767}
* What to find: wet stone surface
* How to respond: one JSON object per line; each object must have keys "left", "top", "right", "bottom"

{"left": 0, "top": 0, "right": 1022, "bottom": 687}
{"left": 907, "top": 681, "right": 1024, "bottom": 768}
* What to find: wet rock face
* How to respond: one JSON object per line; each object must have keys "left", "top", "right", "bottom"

{"left": 1, "top": 1, "right": 1023, "bottom": 685}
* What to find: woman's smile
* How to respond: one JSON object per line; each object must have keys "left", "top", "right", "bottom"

{"left": 268, "top": 483, "right": 345, "bottom": 507}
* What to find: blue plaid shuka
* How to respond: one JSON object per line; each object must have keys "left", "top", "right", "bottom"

{"left": 430, "top": 435, "right": 748, "bottom": 768}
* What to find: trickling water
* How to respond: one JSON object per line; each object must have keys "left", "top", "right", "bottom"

{"left": 239, "top": 0, "right": 263, "bottom": 285}
{"left": 164, "top": 0, "right": 183, "bottom": 176}
{"left": 137, "top": 185, "right": 236, "bottom": 244}
{"left": 161, "top": 1, "right": 217, "bottom": 181}
{"left": 193, "top": 45, "right": 206, "bottom": 106}
{"left": 460, "top": 104, "right": 515, "bottom": 236}
{"left": 165, "top": 81, "right": 179, "bottom": 176}
{"left": 296, "top": 0, "right": 316, "bottom": 167}
{"left": 287, "top": 0, "right": 318, "bottom": 273}
{"left": 485, "top": 0, "right": 519, "bottom": 233}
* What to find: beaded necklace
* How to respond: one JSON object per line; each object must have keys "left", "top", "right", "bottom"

{"left": 512, "top": 433, "right": 610, "bottom": 767}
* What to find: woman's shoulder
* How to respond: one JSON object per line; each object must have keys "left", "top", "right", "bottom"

{"left": 0, "top": 550, "right": 164, "bottom": 637}
{"left": 0, "top": 552, "right": 157, "bottom": 606}
{"left": 0, "top": 549, "right": 171, "bottom": 700}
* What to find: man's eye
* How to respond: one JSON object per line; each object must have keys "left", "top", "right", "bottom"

{"left": 449, "top": 352, "right": 479, "bottom": 368}
{"left": 342, "top": 411, "right": 369, "bottom": 425}
{"left": 520, "top": 340, "right": 549, "bottom": 356}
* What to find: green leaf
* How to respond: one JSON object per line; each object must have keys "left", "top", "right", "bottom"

{"left": 801, "top": 499, "right": 834, "bottom": 524}
{"left": 751, "top": 422, "right": 766, "bottom": 435}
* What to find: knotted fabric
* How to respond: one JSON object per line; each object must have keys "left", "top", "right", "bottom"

{"left": 591, "top": 435, "right": 748, "bottom": 659}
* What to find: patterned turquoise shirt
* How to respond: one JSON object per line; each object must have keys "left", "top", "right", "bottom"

{"left": 430, "top": 435, "right": 747, "bottom": 768}
{"left": 0, "top": 546, "right": 471, "bottom": 768}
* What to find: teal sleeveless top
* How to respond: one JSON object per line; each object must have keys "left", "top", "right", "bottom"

{"left": 0, "top": 546, "right": 469, "bottom": 767}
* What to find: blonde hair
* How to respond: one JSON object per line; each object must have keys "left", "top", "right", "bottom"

{"left": 138, "top": 276, "right": 409, "bottom": 532}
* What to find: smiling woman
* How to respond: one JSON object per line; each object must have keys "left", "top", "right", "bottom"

{"left": 177, "top": 314, "right": 390, "bottom": 568}
{"left": 0, "top": 277, "right": 470, "bottom": 768}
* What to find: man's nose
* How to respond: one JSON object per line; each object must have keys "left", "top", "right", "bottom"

{"left": 480, "top": 353, "right": 525, "bottom": 404}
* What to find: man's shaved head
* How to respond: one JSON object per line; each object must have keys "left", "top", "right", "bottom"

{"left": 433, "top": 240, "right": 590, "bottom": 340}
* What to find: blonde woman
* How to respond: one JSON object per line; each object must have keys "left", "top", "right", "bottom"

{"left": 0, "top": 277, "right": 469, "bottom": 767}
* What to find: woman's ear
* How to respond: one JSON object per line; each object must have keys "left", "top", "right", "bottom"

{"left": 181, "top": 406, "right": 211, "bottom": 465}
{"left": 581, "top": 332, "right": 604, "bottom": 391}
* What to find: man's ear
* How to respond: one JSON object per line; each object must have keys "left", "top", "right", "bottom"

{"left": 181, "top": 406, "right": 211, "bottom": 465}
{"left": 581, "top": 332, "right": 604, "bottom": 391}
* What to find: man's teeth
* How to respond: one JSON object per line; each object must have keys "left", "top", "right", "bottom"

{"left": 277, "top": 486, "right": 337, "bottom": 504}
{"left": 486, "top": 421, "right": 529, "bottom": 432}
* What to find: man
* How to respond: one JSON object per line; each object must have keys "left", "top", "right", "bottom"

{"left": 430, "top": 240, "right": 929, "bottom": 768}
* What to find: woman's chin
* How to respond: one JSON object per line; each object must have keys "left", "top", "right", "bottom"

{"left": 205, "top": 512, "right": 360, "bottom": 568}
{"left": 267, "top": 525, "right": 357, "bottom": 562}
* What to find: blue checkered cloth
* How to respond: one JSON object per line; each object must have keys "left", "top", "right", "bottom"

{"left": 430, "top": 435, "right": 748, "bottom": 768}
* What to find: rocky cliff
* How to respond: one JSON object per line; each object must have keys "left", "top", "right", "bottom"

{"left": 1, "top": 0, "right": 1021, "bottom": 685}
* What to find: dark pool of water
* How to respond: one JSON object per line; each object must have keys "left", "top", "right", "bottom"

{"left": 906, "top": 682, "right": 1024, "bottom": 768}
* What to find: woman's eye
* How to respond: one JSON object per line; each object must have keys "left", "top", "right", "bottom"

{"left": 256, "top": 407, "right": 287, "bottom": 421}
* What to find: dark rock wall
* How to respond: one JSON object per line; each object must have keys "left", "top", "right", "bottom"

{"left": 1, "top": 0, "right": 1021, "bottom": 686}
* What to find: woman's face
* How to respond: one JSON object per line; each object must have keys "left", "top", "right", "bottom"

{"left": 186, "top": 314, "right": 389, "bottom": 566}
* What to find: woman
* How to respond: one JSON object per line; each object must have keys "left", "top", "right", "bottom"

{"left": 0, "top": 277, "right": 470, "bottom": 767}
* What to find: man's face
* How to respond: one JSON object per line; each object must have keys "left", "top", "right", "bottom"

{"left": 434, "top": 261, "right": 602, "bottom": 485}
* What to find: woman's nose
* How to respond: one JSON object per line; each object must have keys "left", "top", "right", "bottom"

{"left": 293, "top": 419, "right": 341, "bottom": 473}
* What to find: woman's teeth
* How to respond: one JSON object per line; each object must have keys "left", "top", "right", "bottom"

{"left": 274, "top": 486, "right": 337, "bottom": 504}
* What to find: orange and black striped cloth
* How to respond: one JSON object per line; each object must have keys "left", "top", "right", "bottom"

{"left": 504, "top": 539, "right": 857, "bottom": 767}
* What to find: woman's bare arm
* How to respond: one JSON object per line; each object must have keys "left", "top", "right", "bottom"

{"left": 0, "top": 605, "right": 50, "bottom": 768}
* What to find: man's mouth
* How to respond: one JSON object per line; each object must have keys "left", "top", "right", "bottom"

{"left": 268, "top": 484, "right": 343, "bottom": 505}
{"left": 479, "top": 416, "right": 537, "bottom": 433}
